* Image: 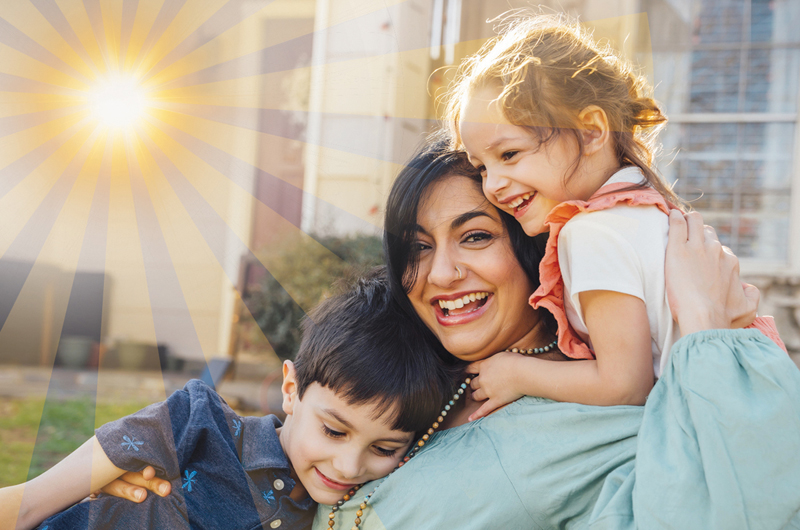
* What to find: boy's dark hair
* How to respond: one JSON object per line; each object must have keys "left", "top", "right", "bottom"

{"left": 293, "top": 267, "right": 456, "bottom": 434}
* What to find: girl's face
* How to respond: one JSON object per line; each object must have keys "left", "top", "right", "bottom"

{"left": 460, "top": 85, "right": 593, "bottom": 236}
{"left": 407, "top": 174, "right": 545, "bottom": 362}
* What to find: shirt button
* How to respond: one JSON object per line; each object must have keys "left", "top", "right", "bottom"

{"left": 273, "top": 479, "right": 285, "bottom": 491}
{"left": 270, "top": 520, "right": 282, "bottom": 528}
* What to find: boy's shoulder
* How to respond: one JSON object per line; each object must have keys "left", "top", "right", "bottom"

{"left": 96, "top": 379, "right": 289, "bottom": 476}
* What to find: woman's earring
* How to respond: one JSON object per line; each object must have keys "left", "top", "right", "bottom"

{"left": 455, "top": 265, "right": 463, "bottom": 280}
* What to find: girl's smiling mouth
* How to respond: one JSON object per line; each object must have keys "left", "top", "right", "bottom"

{"left": 502, "top": 192, "right": 536, "bottom": 217}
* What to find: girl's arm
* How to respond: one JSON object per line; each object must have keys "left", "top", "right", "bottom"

{"left": 0, "top": 436, "right": 127, "bottom": 530}
{"left": 467, "top": 292, "right": 653, "bottom": 419}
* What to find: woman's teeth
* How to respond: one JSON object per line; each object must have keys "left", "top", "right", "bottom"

{"left": 508, "top": 192, "right": 532, "bottom": 209}
{"left": 438, "top": 292, "right": 489, "bottom": 313}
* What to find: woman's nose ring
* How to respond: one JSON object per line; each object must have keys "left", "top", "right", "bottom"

{"left": 455, "top": 265, "right": 462, "bottom": 280}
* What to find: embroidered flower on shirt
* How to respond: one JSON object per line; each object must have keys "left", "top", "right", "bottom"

{"left": 262, "top": 489, "right": 275, "bottom": 505}
{"left": 233, "top": 418, "right": 242, "bottom": 437}
{"left": 182, "top": 470, "right": 197, "bottom": 492}
{"left": 121, "top": 435, "right": 144, "bottom": 452}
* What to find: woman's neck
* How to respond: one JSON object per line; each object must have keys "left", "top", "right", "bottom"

{"left": 506, "top": 313, "right": 555, "bottom": 352}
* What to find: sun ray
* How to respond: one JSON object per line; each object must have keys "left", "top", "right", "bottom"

{"left": 134, "top": 0, "right": 228, "bottom": 78}
{"left": 0, "top": 125, "right": 102, "bottom": 356}
{"left": 0, "top": 114, "right": 92, "bottom": 184}
{"left": 137, "top": 117, "right": 378, "bottom": 322}
{"left": 144, "top": 110, "right": 379, "bottom": 233}
{"left": 0, "top": 106, "right": 86, "bottom": 139}
{"left": 142, "top": 0, "right": 273, "bottom": 84}
{"left": 123, "top": 136, "right": 208, "bottom": 361}
{"left": 118, "top": 0, "right": 138, "bottom": 70}
{"left": 127, "top": 0, "right": 186, "bottom": 75}
{"left": 82, "top": 0, "right": 115, "bottom": 71}
{"left": 29, "top": 0, "right": 99, "bottom": 76}
{"left": 99, "top": 132, "right": 162, "bottom": 385}
{"left": 143, "top": 0, "right": 315, "bottom": 88}
{"left": 52, "top": 0, "right": 107, "bottom": 72}
{"left": 0, "top": 41, "right": 90, "bottom": 93}
{"left": 150, "top": 2, "right": 430, "bottom": 93}
{"left": 0, "top": 2, "right": 97, "bottom": 80}
{"left": 0, "top": 20, "right": 92, "bottom": 87}
{"left": 127, "top": 132, "right": 248, "bottom": 359}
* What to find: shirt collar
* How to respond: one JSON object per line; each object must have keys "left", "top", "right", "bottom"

{"left": 602, "top": 166, "right": 646, "bottom": 187}
{"left": 240, "top": 414, "right": 291, "bottom": 472}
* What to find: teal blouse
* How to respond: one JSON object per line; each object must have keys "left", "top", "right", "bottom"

{"left": 313, "top": 329, "right": 800, "bottom": 529}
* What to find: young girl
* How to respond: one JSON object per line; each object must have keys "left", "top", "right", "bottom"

{"left": 442, "top": 13, "right": 785, "bottom": 418}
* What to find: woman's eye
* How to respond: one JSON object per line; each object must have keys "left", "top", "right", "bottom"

{"left": 464, "top": 231, "right": 492, "bottom": 244}
{"left": 373, "top": 446, "right": 399, "bottom": 457}
{"left": 414, "top": 240, "right": 432, "bottom": 252}
{"left": 322, "top": 425, "right": 345, "bottom": 439}
{"left": 501, "top": 151, "right": 518, "bottom": 161}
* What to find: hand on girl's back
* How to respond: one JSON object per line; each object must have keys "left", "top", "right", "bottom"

{"left": 467, "top": 352, "right": 526, "bottom": 421}
{"left": 665, "top": 210, "right": 759, "bottom": 334}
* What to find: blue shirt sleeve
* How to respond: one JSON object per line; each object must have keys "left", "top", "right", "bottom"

{"left": 95, "top": 379, "right": 241, "bottom": 479}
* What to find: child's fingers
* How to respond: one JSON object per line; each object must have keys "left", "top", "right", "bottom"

{"left": 466, "top": 361, "right": 482, "bottom": 375}
{"left": 99, "top": 480, "right": 148, "bottom": 503}
{"left": 469, "top": 374, "right": 481, "bottom": 391}
{"left": 100, "top": 468, "right": 172, "bottom": 501}
{"left": 468, "top": 400, "right": 499, "bottom": 422}
{"left": 471, "top": 386, "right": 487, "bottom": 402}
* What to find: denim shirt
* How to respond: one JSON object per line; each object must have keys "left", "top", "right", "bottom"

{"left": 37, "top": 380, "right": 314, "bottom": 530}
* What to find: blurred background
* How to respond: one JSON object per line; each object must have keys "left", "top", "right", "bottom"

{"left": 1, "top": 0, "right": 799, "bottom": 485}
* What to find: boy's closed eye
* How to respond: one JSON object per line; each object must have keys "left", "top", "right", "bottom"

{"left": 321, "top": 424, "right": 346, "bottom": 439}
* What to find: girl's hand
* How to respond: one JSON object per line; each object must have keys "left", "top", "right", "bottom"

{"left": 665, "top": 210, "right": 759, "bottom": 335}
{"left": 92, "top": 466, "right": 171, "bottom": 503}
{"left": 467, "top": 352, "right": 525, "bottom": 421}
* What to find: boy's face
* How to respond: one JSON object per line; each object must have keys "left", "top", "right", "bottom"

{"left": 278, "top": 362, "right": 415, "bottom": 505}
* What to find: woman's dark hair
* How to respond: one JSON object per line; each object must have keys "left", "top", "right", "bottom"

{"left": 383, "top": 130, "right": 554, "bottom": 366}
{"left": 295, "top": 267, "right": 455, "bottom": 434}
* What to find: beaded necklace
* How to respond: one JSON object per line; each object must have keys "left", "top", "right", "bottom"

{"left": 327, "top": 338, "right": 558, "bottom": 529}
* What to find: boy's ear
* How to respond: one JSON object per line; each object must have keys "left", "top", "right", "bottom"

{"left": 577, "top": 105, "right": 611, "bottom": 155}
{"left": 281, "top": 360, "right": 298, "bottom": 416}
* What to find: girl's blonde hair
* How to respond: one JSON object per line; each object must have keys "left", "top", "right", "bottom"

{"left": 442, "top": 12, "right": 681, "bottom": 206}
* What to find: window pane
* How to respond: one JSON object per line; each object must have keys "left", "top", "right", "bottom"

{"left": 689, "top": 50, "right": 741, "bottom": 112}
{"left": 658, "top": 122, "right": 794, "bottom": 261}
{"left": 750, "top": 0, "right": 774, "bottom": 43}
{"left": 693, "top": 0, "right": 744, "bottom": 44}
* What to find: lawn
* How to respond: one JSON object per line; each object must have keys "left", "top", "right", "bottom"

{"left": 0, "top": 397, "right": 151, "bottom": 487}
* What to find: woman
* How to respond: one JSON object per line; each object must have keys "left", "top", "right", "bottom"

{"left": 106, "top": 142, "right": 800, "bottom": 528}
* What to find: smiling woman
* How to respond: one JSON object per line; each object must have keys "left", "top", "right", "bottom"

{"left": 406, "top": 174, "right": 553, "bottom": 364}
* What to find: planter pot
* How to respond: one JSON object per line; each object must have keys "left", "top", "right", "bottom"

{"left": 58, "top": 337, "right": 94, "bottom": 368}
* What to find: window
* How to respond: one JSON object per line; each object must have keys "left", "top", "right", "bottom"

{"left": 652, "top": 0, "right": 800, "bottom": 270}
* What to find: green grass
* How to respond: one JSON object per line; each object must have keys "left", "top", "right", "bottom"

{"left": 0, "top": 397, "right": 151, "bottom": 487}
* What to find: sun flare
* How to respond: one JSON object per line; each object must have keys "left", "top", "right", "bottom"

{"left": 89, "top": 76, "right": 149, "bottom": 128}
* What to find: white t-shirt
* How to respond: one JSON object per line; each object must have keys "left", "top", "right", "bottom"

{"left": 557, "top": 167, "right": 680, "bottom": 377}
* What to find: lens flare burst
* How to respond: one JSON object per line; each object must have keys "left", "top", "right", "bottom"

{"left": 89, "top": 76, "right": 148, "bottom": 128}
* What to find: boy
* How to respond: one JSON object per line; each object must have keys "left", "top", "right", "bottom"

{"left": 1, "top": 270, "right": 454, "bottom": 530}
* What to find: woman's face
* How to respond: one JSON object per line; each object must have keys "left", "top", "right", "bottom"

{"left": 407, "top": 175, "right": 544, "bottom": 362}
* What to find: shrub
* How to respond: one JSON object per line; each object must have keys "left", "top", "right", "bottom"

{"left": 243, "top": 234, "right": 383, "bottom": 360}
